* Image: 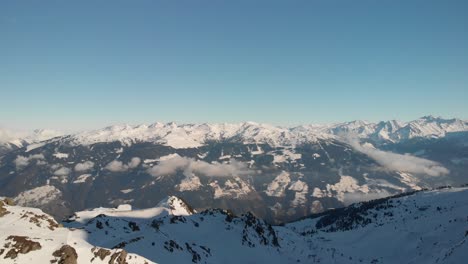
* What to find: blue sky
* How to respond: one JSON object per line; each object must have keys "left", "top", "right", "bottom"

{"left": 1, "top": 0, "right": 467, "bottom": 130}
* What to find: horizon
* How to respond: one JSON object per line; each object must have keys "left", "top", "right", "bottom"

{"left": 1, "top": 1, "right": 468, "bottom": 130}
{"left": 0, "top": 114, "right": 464, "bottom": 134}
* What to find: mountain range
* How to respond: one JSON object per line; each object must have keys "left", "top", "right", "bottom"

{"left": 0, "top": 116, "right": 467, "bottom": 223}
{"left": 1, "top": 186, "right": 467, "bottom": 263}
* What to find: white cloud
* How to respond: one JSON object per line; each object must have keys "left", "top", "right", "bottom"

{"left": 128, "top": 157, "right": 141, "bottom": 168}
{"left": 342, "top": 189, "right": 393, "bottom": 205}
{"left": 344, "top": 136, "right": 449, "bottom": 177}
{"left": 104, "top": 157, "right": 141, "bottom": 172}
{"left": 147, "top": 156, "right": 253, "bottom": 178}
{"left": 14, "top": 154, "right": 45, "bottom": 169}
{"left": 14, "top": 156, "right": 29, "bottom": 168}
{"left": 54, "top": 167, "right": 71, "bottom": 176}
{"left": 74, "top": 161, "right": 95, "bottom": 172}
{"left": 105, "top": 160, "right": 126, "bottom": 172}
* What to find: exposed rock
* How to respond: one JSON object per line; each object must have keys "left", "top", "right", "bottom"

{"left": 20, "top": 211, "right": 60, "bottom": 230}
{"left": 52, "top": 245, "right": 78, "bottom": 264}
{"left": 0, "top": 200, "right": 9, "bottom": 217}
{"left": 3, "top": 198, "right": 15, "bottom": 206}
{"left": 108, "top": 250, "right": 128, "bottom": 264}
{"left": 92, "top": 247, "right": 111, "bottom": 260}
{"left": 3, "top": 236, "right": 42, "bottom": 259}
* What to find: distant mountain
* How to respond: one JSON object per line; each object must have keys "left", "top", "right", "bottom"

{"left": 0, "top": 117, "right": 467, "bottom": 223}
{"left": 0, "top": 128, "right": 63, "bottom": 156}
{"left": 1, "top": 186, "right": 467, "bottom": 263}
{"left": 330, "top": 116, "right": 468, "bottom": 144}
{"left": 39, "top": 116, "right": 468, "bottom": 149}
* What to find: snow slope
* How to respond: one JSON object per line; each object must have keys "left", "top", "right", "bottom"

{"left": 2, "top": 116, "right": 467, "bottom": 152}
{"left": 1, "top": 187, "right": 467, "bottom": 263}
{"left": 0, "top": 198, "right": 151, "bottom": 264}
{"left": 39, "top": 116, "right": 466, "bottom": 149}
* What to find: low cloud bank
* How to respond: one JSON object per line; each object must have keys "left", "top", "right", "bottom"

{"left": 344, "top": 136, "right": 449, "bottom": 177}
{"left": 105, "top": 157, "right": 141, "bottom": 172}
{"left": 14, "top": 154, "right": 45, "bottom": 169}
{"left": 342, "top": 190, "right": 393, "bottom": 205}
{"left": 74, "top": 161, "right": 95, "bottom": 172}
{"left": 53, "top": 167, "right": 71, "bottom": 176}
{"left": 147, "top": 156, "right": 253, "bottom": 178}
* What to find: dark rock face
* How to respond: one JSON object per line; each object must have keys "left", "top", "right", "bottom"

{"left": 52, "top": 245, "right": 78, "bottom": 264}
{"left": 2, "top": 236, "right": 42, "bottom": 259}
{"left": 0, "top": 200, "right": 10, "bottom": 217}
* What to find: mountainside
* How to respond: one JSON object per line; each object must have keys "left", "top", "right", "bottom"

{"left": 0, "top": 128, "right": 63, "bottom": 156}
{"left": 1, "top": 187, "right": 467, "bottom": 263}
{"left": 0, "top": 117, "right": 467, "bottom": 223}
{"left": 32, "top": 116, "right": 468, "bottom": 149}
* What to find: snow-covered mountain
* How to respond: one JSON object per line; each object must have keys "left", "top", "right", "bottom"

{"left": 0, "top": 128, "right": 63, "bottom": 155}
{"left": 1, "top": 116, "right": 466, "bottom": 152}
{"left": 0, "top": 196, "right": 159, "bottom": 264}
{"left": 330, "top": 116, "right": 468, "bottom": 143}
{"left": 1, "top": 186, "right": 467, "bottom": 263}
{"left": 43, "top": 116, "right": 468, "bottom": 149}
{"left": 0, "top": 116, "right": 467, "bottom": 224}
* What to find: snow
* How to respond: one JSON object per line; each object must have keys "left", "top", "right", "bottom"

{"left": 271, "top": 148, "right": 302, "bottom": 163}
{"left": 177, "top": 175, "right": 202, "bottom": 191}
{"left": 326, "top": 176, "right": 362, "bottom": 199}
{"left": 66, "top": 122, "right": 328, "bottom": 149}
{"left": 73, "top": 174, "right": 92, "bottom": 184}
{"left": 144, "top": 158, "right": 159, "bottom": 164}
{"left": 104, "top": 157, "right": 141, "bottom": 172}
{"left": 52, "top": 152, "right": 68, "bottom": 159}
{"left": 265, "top": 171, "right": 291, "bottom": 197}
{"left": 286, "top": 187, "right": 468, "bottom": 264}
{"left": 155, "top": 196, "right": 194, "bottom": 216}
{"left": 25, "top": 142, "right": 46, "bottom": 152}
{"left": 209, "top": 177, "right": 255, "bottom": 199}
{"left": 0, "top": 199, "right": 151, "bottom": 264}
{"left": 1, "top": 187, "right": 467, "bottom": 264}
{"left": 14, "top": 154, "right": 45, "bottom": 169}
{"left": 158, "top": 153, "right": 180, "bottom": 161}
{"left": 0, "top": 128, "right": 62, "bottom": 148}
{"left": 312, "top": 187, "right": 326, "bottom": 198}
{"left": 3, "top": 117, "right": 468, "bottom": 153}
{"left": 288, "top": 180, "right": 309, "bottom": 208}
{"left": 53, "top": 166, "right": 71, "bottom": 176}
{"left": 13, "top": 185, "right": 62, "bottom": 207}
{"left": 250, "top": 145, "right": 264, "bottom": 155}
{"left": 74, "top": 160, "right": 94, "bottom": 171}
{"left": 397, "top": 172, "right": 422, "bottom": 190}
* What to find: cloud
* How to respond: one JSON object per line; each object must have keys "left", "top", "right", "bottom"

{"left": 342, "top": 189, "right": 393, "bottom": 205}
{"left": 54, "top": 167, "right": 71, "bottom": 176}
{"left": 128, "top": 157, "right": 141, "bottom": 168}
{"left": 14, "top": 154, "right": 45, "bottom": 169}
{"left": 343, "top": 136, "right": 449, "bottom": 177}
{"left": 74, "top": 161, "right": 95, "bottom": 172}
{"left": 147, "top": 156, "right": 253, "bottom": 178}
{"left": 104, "top": 157, "right": 141, "bottom": 172}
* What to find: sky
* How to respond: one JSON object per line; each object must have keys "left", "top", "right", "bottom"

{"left": 1, "top": 0, "right": 467, "bottom": 130}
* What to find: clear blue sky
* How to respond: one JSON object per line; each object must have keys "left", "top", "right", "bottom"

{"left": 1, "top": 0, "right": 467, "bottom": 130}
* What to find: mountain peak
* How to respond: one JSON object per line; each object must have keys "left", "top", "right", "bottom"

{"left": 156, "top": 196, "right": 195, "bottom": 216}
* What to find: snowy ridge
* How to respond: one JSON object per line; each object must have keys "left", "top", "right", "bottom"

{"left": 285, "top": 186, "right": 468, "bottom": 263}
{"left": 67, "top": 122, "right": 330, "bottom": 148}
{"left": 0, "top": 198, "right": 151, "bottom": 264}
{"left": 1, "top": 187, "right": 467, "bottom": 263}
{"left": 47, "top": 116, "right": 468, "bottom": 149}
{"left": 331, "top": 115, "right": 468, "bottom": 142}
{"left": 2, "top": 116, "right": 466, "bottom": 151}
{"left": 0, "top": 128, "right": 63, "bottom": 148}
